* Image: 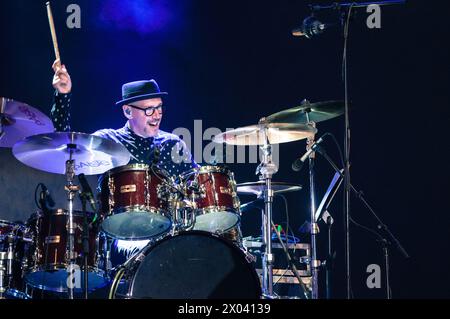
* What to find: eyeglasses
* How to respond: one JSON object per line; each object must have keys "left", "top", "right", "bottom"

{"left": 127, "top": 104, "right": 164, "bottom": 116}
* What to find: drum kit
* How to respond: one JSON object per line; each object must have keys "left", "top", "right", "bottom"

{"left": 0, "top": 96, "right": 344, "bottom": 299}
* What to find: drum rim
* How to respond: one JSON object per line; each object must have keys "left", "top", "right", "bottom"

{"left": 100, "top": 208, "right": 172, "bottom": 240}
{"left": 24, "top": 264, "right": 109, "bottom": 292}
{"left": 180, "top": 165, "right": 232, "bottom": 179}
{"left": 107, "top": 205, "right": 169, "bottom": 216}
{"left": 108, "top": 163, "right": 149, "bottom": 174}
{"left": 0, "top": 219, "right": 26, "bottom": 231}
{"left": 28, "top": 209, "right": 95, "bottom": 220}
{"left": 0, "top": 219, "right": 21, "bottom": 226}
{"left": 3, "top": 289, "right": 32, "bottom": 299}
{"left": 192, "top": 207, "right": 241, "bottom": 231}
{"left": 122, "top": 230, "right": 261, "bottom": 299}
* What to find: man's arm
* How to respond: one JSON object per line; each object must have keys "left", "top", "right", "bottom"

{"left": 50, "top": 59, "right": 72, "bottom": 132}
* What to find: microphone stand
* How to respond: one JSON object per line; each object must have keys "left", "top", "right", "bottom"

{"left": 301, "top": 0, "right": 406, "bottom": 299}
{"left": 315, "top": 145, "right": 409, "bottom": 299}
{"left": 309, "top": 0, "right": 406, "bottom": 11}
{"left": 304, "top": 116, "right": 320, "bottom": 299}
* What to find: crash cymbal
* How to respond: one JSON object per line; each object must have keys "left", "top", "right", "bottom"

{"left": 212, "top": 122, "right": 317, "bottom": 145}
{"left": 237, "top": 181, "right": 302, "bottom": 196}
{"left": 0, "top": 98, "right": 55, "bottom": 147}
{"left": 12, "top": 132, "right": 130, "bottom": 175}
{"left": 265, "top": 100, "right": 344, "bottom": 124}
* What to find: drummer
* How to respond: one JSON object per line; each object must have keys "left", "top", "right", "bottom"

{"left": 50, "top": 59, "right": 198, "bottom": 177}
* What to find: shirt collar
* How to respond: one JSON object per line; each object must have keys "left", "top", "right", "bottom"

{"left": 124, "top": 121, "right": 156, "bottom": 142}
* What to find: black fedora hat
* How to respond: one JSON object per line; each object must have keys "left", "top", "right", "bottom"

{"left": 115, "top": 79, "right": 168, "bottom": 106}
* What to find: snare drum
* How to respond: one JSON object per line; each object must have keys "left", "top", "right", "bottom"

{"left": 100, "top": 164, "right": 172, "bottom": 240}
{"left": 24, "top": 209, "right": 108, "bottom": 293}
{"left": 180, "top": 166, "right": 241, "bottom": 233}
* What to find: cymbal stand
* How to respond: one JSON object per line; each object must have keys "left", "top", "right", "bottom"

{"left": 65, "top": 143, "right": 79, "bottom": 299}
{"left": 255, "top": 126, "right": 278, "bottom": 298}
{"left": 304, "top": 110, "right": 320, "bottom": 299}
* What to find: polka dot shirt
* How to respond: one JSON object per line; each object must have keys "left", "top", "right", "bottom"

{"left": 51, "top": 91, "right": 199, "bottom": 179}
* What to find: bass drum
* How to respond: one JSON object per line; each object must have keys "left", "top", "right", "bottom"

{"left": 110, "top": 231, "right": 261, "bottom": 299}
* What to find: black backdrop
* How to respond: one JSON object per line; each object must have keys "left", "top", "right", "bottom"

{"left": 1, "top": 0, "right": 449, "bottom": 298}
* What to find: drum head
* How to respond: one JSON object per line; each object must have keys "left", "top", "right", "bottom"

{"left": 25, "top": 266, "right": 109, "bottom": 293}
{"left": 2, "top": 289, "right": 31, "bottom": 299}
{"left": 101, "top": 210, "right": 171, "bottom": 240}
{"left": 124, "top": 231, "right": 261, "bottom": 299}
{"left": 193, "top": 211, "right": 240, "bottom": 233}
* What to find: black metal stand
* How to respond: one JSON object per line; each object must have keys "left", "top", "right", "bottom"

{"left": 304, "top": 0, "right": 407, "bottom": 299}
{"left": 254, "top": 126, "right": 278, "bottom": 298}
{"left": 310, "top": 0, "right": 406, "bottom": 11}
{"left": 316, "top": 145, "right": 409, "bottom": 298}
{"left": 381, "top": 239, "right": 391, "bottom": 299}
{"left": 65, "top": 150, "right": 78, "bottom": 300}
{"left": 305, "top": 125, "right": 320, "bottom": 299}
{"left": 325, "top": 215, "right": 333, "bottom": 299}
{"left": 79, "top": 193, "right": 89, "bottom": 299}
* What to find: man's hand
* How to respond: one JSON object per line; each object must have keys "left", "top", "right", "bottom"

{"left": 52, "top": 59, "right": 72, "bottom": 94}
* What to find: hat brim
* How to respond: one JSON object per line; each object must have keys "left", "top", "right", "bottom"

{"left": 115, "top": 92, "right": 168, "bottom": 107}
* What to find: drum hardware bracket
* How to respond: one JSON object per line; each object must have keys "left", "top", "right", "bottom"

{"left": 45, "top": 235, "right": 60, "bottom": 244}
{"left": 64, "top": 185, "right": 79, "bottom": 192}
{"left": 311, "top": 222, "right": 320, "bottom": 235}
{"left": 120, "top": 185, "right": 136, "bottom": 193}
{"left": 311, "top": 259, "right": 321, "bottom": 268}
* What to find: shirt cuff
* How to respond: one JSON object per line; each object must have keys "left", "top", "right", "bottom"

{"left": 54, "top": 90, "right": 72, "bottom": 104}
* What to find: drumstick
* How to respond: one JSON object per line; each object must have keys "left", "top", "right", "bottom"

{"left": 46, "top": 2, "right": 61, "bottom": 63}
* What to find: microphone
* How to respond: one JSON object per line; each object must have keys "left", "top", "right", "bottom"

{"left": 41, "top": 184, "right": 55, "bottom": 208}
{"left": 292, "top": 136, "right": 325, "bottom": 172}
{"left": 78, "top": 173, "right": 97, "bottom": 211}
{"left": 292, "top": 16, "right": 327, "bottom": 38}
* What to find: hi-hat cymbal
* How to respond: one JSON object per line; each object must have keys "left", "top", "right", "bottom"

{"left": 212, "top": 122, "right": 317, "bottom": 145}
{"left": 265, "top": 100, "right": 344, "bottom": 124}
{"left": 237, "top": 181, "right": 302, "bottom": 196}
{"left": 12, "top": 132, "right": 130, "bottom": 175}
{"left": 0, "top": 98, "right": 55, "bottom": 147}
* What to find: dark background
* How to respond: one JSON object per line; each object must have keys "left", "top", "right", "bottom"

{"left": 1, "top": 0, "right": 449, "bottom": 298}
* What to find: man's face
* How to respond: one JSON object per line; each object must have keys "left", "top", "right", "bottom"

{"left": 125, "top": 97, "right": 163, "bottom": 138}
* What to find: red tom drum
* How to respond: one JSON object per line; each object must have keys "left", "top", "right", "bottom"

{"left": 180, "top": 166, "right": 240, "bottom": 233}
{"left": 100, "top": 164, "right": 171, "bottom": 240}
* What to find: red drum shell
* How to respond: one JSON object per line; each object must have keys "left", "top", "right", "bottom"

{"left": 99, "top": 164, "right": 171, "bottom": 240}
